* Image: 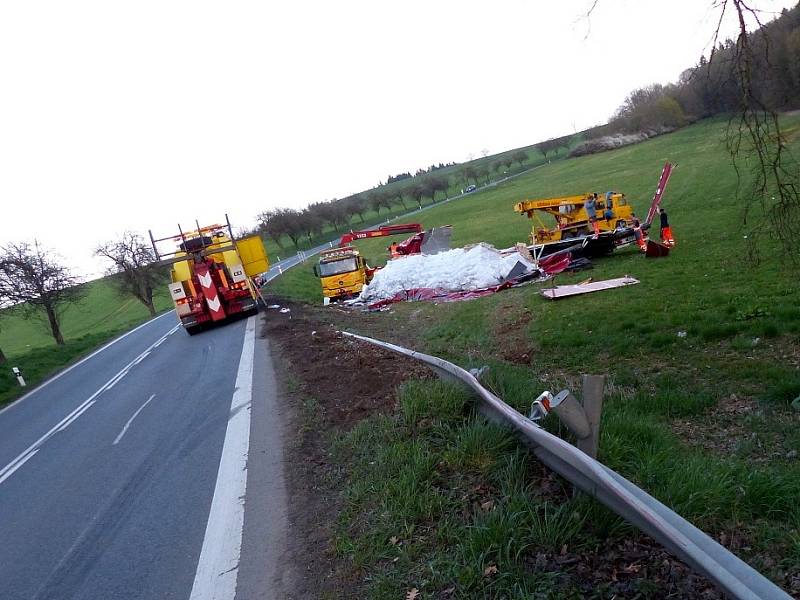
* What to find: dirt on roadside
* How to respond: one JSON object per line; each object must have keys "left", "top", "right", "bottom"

{"left": 260, "top": 297, "right": 431, "bottom": 598}
{"left": 260, "top": 296, "right": 798, "bottom": 599}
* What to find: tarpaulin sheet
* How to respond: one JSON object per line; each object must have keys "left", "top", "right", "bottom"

{"left": 539, "top": 253, "right": 571, "bottom": 274}
{"left": 367, "top": 282, "right": 514, "bottom": 310}
{"left": 362, "top": 250, "right": 565, "bottom": 310}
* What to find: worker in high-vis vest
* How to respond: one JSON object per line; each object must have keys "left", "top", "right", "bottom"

{"left": 631, "top": 213, "right": 647, "bottom": 252}
{"left": 659, "top": 208, "right": 675, "bottom": 246}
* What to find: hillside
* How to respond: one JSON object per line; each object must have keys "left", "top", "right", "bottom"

{"left": 264, "top": 114, "right": 800, "bottom": 597}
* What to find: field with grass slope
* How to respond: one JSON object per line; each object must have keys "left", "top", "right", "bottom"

{"left": 267, "top": 115, "right": 800, "bottom": 597}
{"left": 0, "top": 277, "right": 173, "bottom": 405}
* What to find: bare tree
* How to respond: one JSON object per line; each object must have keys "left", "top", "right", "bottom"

{"left": 463, "top": 166, "right": 478, "bottom": 186}
{"left": 0, "top": 242, "right": 85, "bottom": 346}
{"left": 256, "top": 209, "right": 288, "bottom": 248}
{"left": 536, "top": 138, "right": 561, "bottom": 160}
{"left": 717, "top": 0, "right": 800, "bottom": 264}
{"left": 344, "top": 194, "right": 368, "bottom": 223}
{"left": 95, "top": 232, "right": 165, "bottom": 317}
{"left": 406, "top": 183, "right": 426, "bottom": 209}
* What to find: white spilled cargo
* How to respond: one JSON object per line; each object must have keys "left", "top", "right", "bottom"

{"left": 357, "top": 244, "right": 535, "bottom": 303}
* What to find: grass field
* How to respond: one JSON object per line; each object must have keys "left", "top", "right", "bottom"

{"left": 269, "top": 115, "right": 800, "bottom": 597}
{"left": 0, "top": 277, "right": 173, "bottom": 405}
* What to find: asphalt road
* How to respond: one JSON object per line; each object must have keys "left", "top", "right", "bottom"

{"left": 0, "top": 311, "right": 288, "bottom": 600}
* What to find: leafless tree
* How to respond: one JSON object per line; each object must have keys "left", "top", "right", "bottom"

{"left": 715, "top": 0, "right": 800, "bottom": 264}
{"left": 95, "top": 232, "right": 165, "bottom": 317}
{"left": 536, "top": 138, "right": 561, "bottom": 161}
{"left": 0, "top": 241, "right": 85, "bottom": 346}
{"left": 512, "top": 150, "right": 528, "bottom": 166}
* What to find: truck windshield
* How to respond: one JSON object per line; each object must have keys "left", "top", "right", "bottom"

{"left": 319, "top": 257, "right": 358, "bottom": 276}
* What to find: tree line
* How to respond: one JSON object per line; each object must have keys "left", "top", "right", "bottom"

{"left": 258, "top": 173, "right": 456, "bottom": 250}
{"left": 386, "top": 161, "right": 457, "bottom": 184}
{"left": 258, "top": 147, "right": 544, "bottom": 251}
{"left": 0, "top": 233, "right": 166, "bottom": 359}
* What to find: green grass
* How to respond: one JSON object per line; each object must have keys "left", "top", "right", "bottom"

{"left": 275, "top": 114, "right": 800, "bottom": 595}
{"left": 0, "top": 277, "right": 174, "bottom": 405}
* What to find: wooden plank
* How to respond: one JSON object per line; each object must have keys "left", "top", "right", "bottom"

{"left": 541, "top": 276, "right": 639, "bottom": 299}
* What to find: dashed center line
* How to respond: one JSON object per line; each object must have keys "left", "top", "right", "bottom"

{"left": 0, "top": 323, "right": 180, "bottom": 487}
{"left": 113, "top": 394, "right": 156, "bottom": 446}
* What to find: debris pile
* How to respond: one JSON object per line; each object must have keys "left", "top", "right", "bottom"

{"left": 358, "top": 244, "right": 535, "bottom": 303}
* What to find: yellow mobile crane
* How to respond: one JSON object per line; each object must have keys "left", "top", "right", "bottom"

{"left": 513, "top": 163, "right": 676, "bottom": 258}
{"left": 513, "top": 192, "right": 639, "bottom": 256}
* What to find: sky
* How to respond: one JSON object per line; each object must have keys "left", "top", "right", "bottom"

{"left": 1, "top": 0, "right": 796, "bottom": 279}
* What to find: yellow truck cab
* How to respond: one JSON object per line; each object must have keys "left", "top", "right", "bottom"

{"left": 314, "top": 246, "right": 372, "bottom": 305}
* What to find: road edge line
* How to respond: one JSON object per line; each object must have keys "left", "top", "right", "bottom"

{"left": 190, "top": 316, "right": 255, "bottom": 600}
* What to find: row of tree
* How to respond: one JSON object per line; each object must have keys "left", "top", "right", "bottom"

{"left": 258, "top": 147, "right": 545, "bottom": 250}
{"left": 386, "top": 161, "right": 457, "bottom": 184}
{"left": 257, "top": 174, "right": 453, "bottom": 249}
{"left": 0, "top": 233, "right": 165, "bottom": 360}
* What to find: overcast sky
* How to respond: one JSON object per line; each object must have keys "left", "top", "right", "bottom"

{"left": 1, "top": 0, "right": 795, "bottom": 278}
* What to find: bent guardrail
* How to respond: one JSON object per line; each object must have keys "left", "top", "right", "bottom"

{"left": 341, "top": 331, "right": 791, "bottom": 600}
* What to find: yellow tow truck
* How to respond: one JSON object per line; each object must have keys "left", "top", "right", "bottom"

{"left": 150, "top": 216, "right": 269, "bottom": 334}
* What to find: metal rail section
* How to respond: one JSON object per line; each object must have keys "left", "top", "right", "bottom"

{"left": 341, "top": 331, "right": 791, "bottom": 600}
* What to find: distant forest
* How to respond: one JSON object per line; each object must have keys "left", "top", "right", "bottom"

{"left": 602, "top": 4, "right": 800, "bottom": 135}
{"left": 257, "top": 5, "right": 800, "bottom": 250}
{"left": 387, "top": 162, "right": 457, "bottom": 184}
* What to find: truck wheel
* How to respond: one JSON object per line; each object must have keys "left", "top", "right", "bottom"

{"left": 186, "top": 325, "right": 202, "bottom": 336}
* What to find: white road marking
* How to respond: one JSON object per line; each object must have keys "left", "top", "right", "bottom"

{"left": 190, "top": 317, "right": 255, "bottom": 600}
{"left": 55, "top": 400, "right": 96, "bottom": 433}
{"left": 0, "top": 311, "right": 173, "bottom": 418}
{"left": 0, "top": 324, "right": 181, "bottom": 486}
{"left": 113, "top": 394, "right": 156, "bottom": 446}
{"left": 0, "top": 449, "right": 39, "bottom": 486}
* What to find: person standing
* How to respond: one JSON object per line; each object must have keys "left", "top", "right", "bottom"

{"left": 659, "top": 207, "right": 674, "bottom": 246}
{"left": 631, "top": 213, "right": 647, "bottom": 252}
{"left": 584, "top": 193, "right": 600, "bottom": 238}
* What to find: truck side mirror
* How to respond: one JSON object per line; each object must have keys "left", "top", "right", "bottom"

{"left": 313, "top": 265, "right": 320, "bottom": 277}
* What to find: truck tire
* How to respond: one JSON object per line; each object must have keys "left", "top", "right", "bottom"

{"left": 186, "top": 325, "right": 202, "bottom": 336}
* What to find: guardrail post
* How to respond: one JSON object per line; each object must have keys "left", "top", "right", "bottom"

{"left": 577, "top": 375, "right": 604, "bottom": 460}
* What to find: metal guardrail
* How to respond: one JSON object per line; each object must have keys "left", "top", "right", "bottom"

{"left": 341, "top": 331, "right": 791, "bottom": 600}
